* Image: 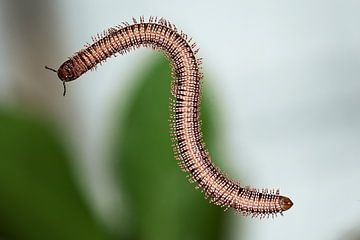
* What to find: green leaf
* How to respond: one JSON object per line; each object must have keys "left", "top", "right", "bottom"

{"left": 114, "top": 54, "right": 228, "bottom": 240}
{"left": 0, "top": 109, "right": 107, "bottom": 240}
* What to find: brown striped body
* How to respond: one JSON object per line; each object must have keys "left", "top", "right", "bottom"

{"left": 50, "top": 16, "right": 293, "bottom": 217}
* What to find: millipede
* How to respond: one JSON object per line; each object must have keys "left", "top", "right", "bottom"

{"left": 45, "top": 16, "right": 293, "bottom": 218}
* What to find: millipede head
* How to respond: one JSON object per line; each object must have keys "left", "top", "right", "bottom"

{"left": 57, "top": 60, "right": 78, "bottom": 82}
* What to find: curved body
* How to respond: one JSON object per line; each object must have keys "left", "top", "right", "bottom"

{"left": 48, "top": 16, "right": 293, "bottom": 217}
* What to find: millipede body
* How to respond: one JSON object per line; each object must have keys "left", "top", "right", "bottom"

{"left": 46, "top": 16, "right": 293, "bottom": 218}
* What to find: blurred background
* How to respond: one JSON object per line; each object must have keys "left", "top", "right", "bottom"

{"left": 0, "top": 0, "right": 359, "bottom": 239}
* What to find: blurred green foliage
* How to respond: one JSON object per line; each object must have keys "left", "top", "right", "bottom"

{"left": 0, "top": 55, "right": 230, "bottom": 240}
{"left": 0, "top": 109, "right": 106, "bottom": 240}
